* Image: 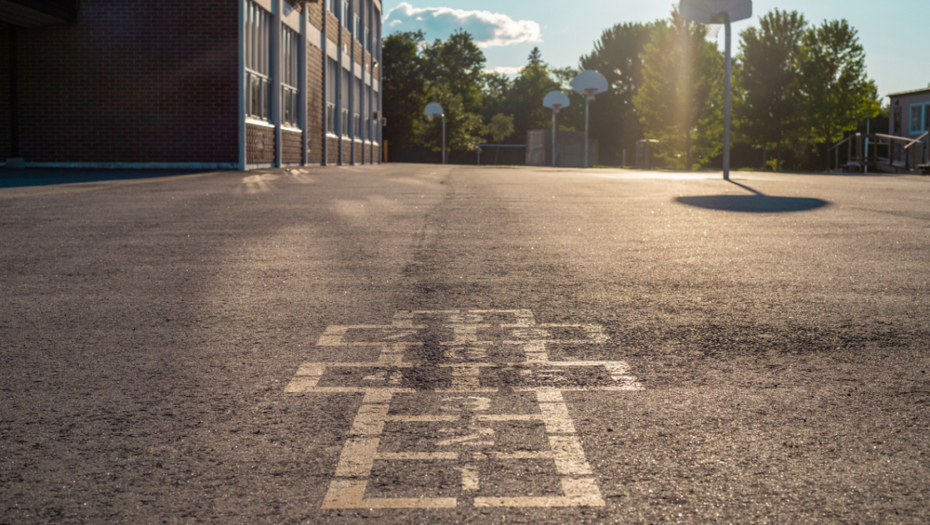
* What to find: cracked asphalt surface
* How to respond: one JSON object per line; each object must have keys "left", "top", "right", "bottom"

{"left": 1, "top": 164, "right": 928, "bottom": 523}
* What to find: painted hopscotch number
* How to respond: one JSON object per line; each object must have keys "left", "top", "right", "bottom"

{"left": 285, "top": 309, "right": 643, "bottom": 509}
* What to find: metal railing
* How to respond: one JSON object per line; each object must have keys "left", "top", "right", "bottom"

{"left": 830, "top": 132, "right": 928, "bottom": 173}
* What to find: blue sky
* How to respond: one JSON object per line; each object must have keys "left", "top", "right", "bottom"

{"left": 382, "top": 0, "right": 929, "bottom": 98}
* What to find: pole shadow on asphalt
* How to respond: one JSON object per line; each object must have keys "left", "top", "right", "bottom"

{"left": 675, "top": 180, "right": 829, "bottom": 213}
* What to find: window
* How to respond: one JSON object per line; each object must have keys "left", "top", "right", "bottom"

{"left": 341, "top": 68, "right": 350, "bottom": 136}
{"left": 354, "top": 14, "right": 360, "bottom": 40}
{"left": 245, "top": 1, "right": 272, "bottom": 121}
{"left": 365, "top": 26, "right": 370, "bottom": 53}
{"left": 908, "top": 102, "right": 930, "bottom": 134}
{"left": 910, "top": 103, "right": 930, "bottom": 135}
{"left": 356, "top": 77, "right": 363, "bottom": 140}
{"left": 326, "top": 58, "right": 337, "bottom": 135}
{"left": 282, "top": 27, "right": 300, "bottom": 128}
{"left": 327, "top": 0, "right": 334, "bottom": 12}
{"left": 342, "top": 1, "right": 349, "bottom": 28}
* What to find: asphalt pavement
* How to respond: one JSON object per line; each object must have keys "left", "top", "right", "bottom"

{"left": 1, "top": 164, "right": 928, "bottom": 524}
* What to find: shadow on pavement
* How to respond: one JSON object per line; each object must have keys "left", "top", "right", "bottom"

{"left": 676, "top": 180, "right": 829, "bottom": 213}
{"left": 0, "top": 168, "right": 215, "bottom": 189}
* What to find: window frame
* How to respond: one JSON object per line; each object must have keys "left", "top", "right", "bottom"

{"left": 326, "top": 58, "right": 338, "bottom": 136}
{"left": 281, "top": 25, "right": 300, "bottom": 128}
{"left": 244, "top": 0, "right": 272, "bottom": 122}
{"left": 910, "top": 102, "right": 930, "bottom": 135}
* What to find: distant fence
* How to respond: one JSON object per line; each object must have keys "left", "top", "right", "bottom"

{"left": 477, "top": 144, "right": 527, "bottom": 166}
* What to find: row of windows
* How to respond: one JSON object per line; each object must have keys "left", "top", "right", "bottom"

{"left": 325, "top": 57, "right": 378, "bottom": 140}
{"left": 245, "top": 0, "right": 380, "bottom": 139}
{"left": 245, "top": 1, "right": 303, "bottom": 127}
{"left": 327, "top": 0, "right": 378, "bottom": 54}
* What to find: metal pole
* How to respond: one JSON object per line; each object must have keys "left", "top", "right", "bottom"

{"left": 442, "top": 115, "right": 446, "bottom": 165}
{"left": 552, "top": 109, "right": 557, "bottom": 167}
{"left": 865, "top": 119, "right": 870, "bottom": 174}
{"left": 584, "top": 97, "right": 590, "bottom": 169}
{"left": 8, "top": 24, "right": 19, "bottom": 159}
{"left": 723, "top": 13, "right": 731, "bottom": 181}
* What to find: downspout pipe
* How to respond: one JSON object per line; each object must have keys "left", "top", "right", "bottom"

{"left": 9, "top": 23, "right": 20, "bottom": 161}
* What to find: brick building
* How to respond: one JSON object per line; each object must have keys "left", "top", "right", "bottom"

{"left": 0, "top": 0, "right": 382, "bottom": 170}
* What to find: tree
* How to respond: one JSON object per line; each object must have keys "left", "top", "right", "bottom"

{"left": 505, "top": 49, "right": 562, "bottom": 144}
{"left": 736, "top": 9, "right": 807, "bottom": 170}
{"left": 418, "top": 31, "right": 488, "bottom": 153}
{"left": 633, "top": 10, "right": 723, "bottom": 169}
{"left": 579, "top": 22, "right": 654, "bottom": 165}
{"left": 483, "top": 113, "right": 515, "bottom": 164}
{"left": 796, "top": 19, "right": 880, "bottom": 170}
{"left": 527, "top": 47, "right": 543, "bottom": 65}
{"left": 485, "top": 113, "right": 515, "bottom": 143}
{"left": 482, "top": 72, "right": 513, "bottom": 122}
{"left": 382, "top": 31, "right": 428, "bottom": 160}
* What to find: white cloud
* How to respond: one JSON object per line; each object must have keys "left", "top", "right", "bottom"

{"left": 384, "top": 2, "right": 542, "bottom": 48}
{"left": 485, "top": 66, "right": 524, "bottom": 75}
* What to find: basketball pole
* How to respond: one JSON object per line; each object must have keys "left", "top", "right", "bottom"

{"left": 584, "top": 96, "right": 591, "bottom": 169}
{"left": 723, "top": 12, "right": 731, "bottom": 181}
{"left": 552, "top": 108, "right": 557, "bottom": 168}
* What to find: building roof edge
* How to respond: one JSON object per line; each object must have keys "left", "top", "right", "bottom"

{"left": 888, "top": 87, "right": 930, "bottom": 98}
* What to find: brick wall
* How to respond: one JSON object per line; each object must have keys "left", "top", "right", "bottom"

{"left": 3, "top": 0, "right": 239, "bottom": 165}
{"left": 308, "top": 1, "right": 323, "bottom": 29}
{"left": 324, "top": 136, "right": 336, "bottom": 164}
{"left": 246, "top": 124, "right": 275, "bottom": 165}
{"left": 325, "top": 10, "right": 339, "bottom": 43}
{"left": 372, "top": 144, "right": 379, "bottom": 164}
{"left": 282, "top": 129, "right": 302, "bottom": 164}
{"left": 306, "top": 4, "right": 324, "bottom": 166}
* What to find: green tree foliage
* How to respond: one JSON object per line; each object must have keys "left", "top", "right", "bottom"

{"left": 634, "top": 9, "right": 723, "bottom": 169}
{"left": 796, "top": 19, "right": 880, "bottom": 170}
{"left": 382, "top": 10, "right": 880, "bottom": 169}
{"left": 481, "top": 72, "right": 513, "bottom": 122}
{"left": 505, "top": 48, "right": 562, "bottom": 144}
{"left": 736, "top": 9, "right": 807, "bottom": 170}
{"left": 482, "top": 113, "right": 516, "bottom": 164}
{"left": 579, "top": 22, "right": 654, "bottom": 165}
{"left": 382, "top": 30, "right": 427, "bottom": 160}
{"left": 417, "top": 31, "right": 488, "bottom": 152}
{"left": 484, "top": 113, "right": 515, "bottom": 143}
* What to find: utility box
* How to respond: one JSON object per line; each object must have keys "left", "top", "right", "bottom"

{"left": 526, "top": 131, "right": 597, "bottom": 167}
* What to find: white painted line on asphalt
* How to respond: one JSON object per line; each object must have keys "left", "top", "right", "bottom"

{"left": 288, "top": 309, "right": 643, "bottom": 509}
{"left": 455, "top": 465, "right": 480, "bottom": 491}
{"left": 350, "top": 404, "right": 390, "bottom": 436}
{"left": 334, "top": 438, "right": 380, "bottom": 477}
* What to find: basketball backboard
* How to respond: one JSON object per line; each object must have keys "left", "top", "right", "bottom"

{"left": 543, "top": 91, "right": 571, "bottom": 110}
{"left": 680, "top": 0, "right": 752, "bottom": 24}
{"left": 424, "top": 102, "right": 444, "bottom": 118}
{"left": 571, "top": 70, "right": 608, "bottom": 97}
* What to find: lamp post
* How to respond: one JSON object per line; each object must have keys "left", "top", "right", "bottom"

{"left": 425, "top": 102, "right": 445, "bottom": 165}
